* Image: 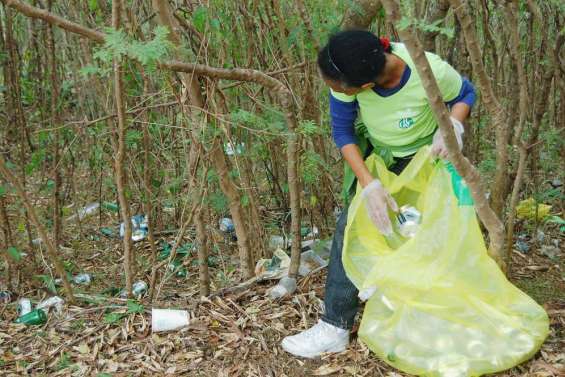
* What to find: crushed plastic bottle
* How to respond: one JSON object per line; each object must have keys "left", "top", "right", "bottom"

{"left": 269, "top": 276, "right": 297, "bottom": 299}
{"left": 269, "top": 235, "right": 290, "bottom": 250}
{"left": 120, "top": 214, "right": 148, "bottom": 242}
{"left": 15, "top": 309, "right": 47, "bottom": 325}
{"left": 100, "top": 227, "right": 115, "bottom": 238}
{"left": 102, "top": 201, "right": 119, "bottom": 212}
{"left": 168, "top": 259, "right": 188, "bottom": 278}
{"left": 384, "top": 206, "right": 422, "bottom": 248}
{"left": 0, "top": 290, "right": 12, "bottom": 304}
{"left": 73, "top": 273, "right": 92, "bottom": 285}
{"left": 18, "top": 298, "right": 32, "bottom": 316}
{"left": 36, "top": 296, "right": 64, "bottom": 313}
{"left": 396, "top": 205, "right": 422, "bottom": 238}
{"left": 68, "top": 202, "right": 100, "bottom": 221}
{"left": 219, "top": 217, "right": 235, "bottom": 233}
{"left": 132, "top": 281, "right": 148, "bottom": 297}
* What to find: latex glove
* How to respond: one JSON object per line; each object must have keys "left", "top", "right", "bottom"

{"left": 431, "top": 117, "right": 464, "bottom": 159}
{"left": 358, "top": 286, "right": 378, "bottom": 302}
{"left": 362, "top": 179, "right": 398, "bottom": 236}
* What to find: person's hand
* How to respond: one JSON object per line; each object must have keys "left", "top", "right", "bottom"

{"left": 431, "top": 117, "right": 464, "bottom": 159}
{"left": 362, "top": 179, "right": 398, "bottom": 236}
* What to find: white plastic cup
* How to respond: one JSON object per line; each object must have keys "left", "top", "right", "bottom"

{"left": 152, "top": 308, "right": 190, "bottom": 332}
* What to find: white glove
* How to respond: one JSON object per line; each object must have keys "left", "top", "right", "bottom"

{"left": 362, "top": 179, "right": 398, "bottom": 236}
{"left": 431, "top": 117, "right": 464, "bottom": 158}
{"left": 358, "top": 286, "right": 378, "bottom": 302}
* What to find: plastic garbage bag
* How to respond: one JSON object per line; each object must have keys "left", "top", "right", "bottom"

{"left": 342, "top": 147, "right": 549, "bottom": 377}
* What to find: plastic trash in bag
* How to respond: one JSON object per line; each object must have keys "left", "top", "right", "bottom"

{"left": 342, "top": 147, "right": 549, "bottom": 377}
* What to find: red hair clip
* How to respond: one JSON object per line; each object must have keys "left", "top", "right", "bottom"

{"left": 380, "top": 37, "right": 391, "bottom": 51}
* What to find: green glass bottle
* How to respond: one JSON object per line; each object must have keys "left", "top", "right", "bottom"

{"left": 15, "top": 309, "right": 47, "bottom": 325}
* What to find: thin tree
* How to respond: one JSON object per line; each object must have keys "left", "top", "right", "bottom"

{"left": 112, "top": 0, "right": 135, "bottom": 296}
{"left": 380, "top": 0, "right": 506, "bottom": 269}
{"left": 0, "top": 155, "right": 74, "bottom": 302}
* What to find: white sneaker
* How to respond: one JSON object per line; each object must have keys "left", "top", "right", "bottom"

{"left": 281, "top": 320, "right": 350, "bottom": 358}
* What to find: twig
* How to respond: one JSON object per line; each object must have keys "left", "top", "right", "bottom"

{"left": 219, "top": 61, "right": 307, "bottom": 90}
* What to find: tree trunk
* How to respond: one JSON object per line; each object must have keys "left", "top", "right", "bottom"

{"left": 0, "top": 155, "right": 74, "bottom": 302}
{"left": 381, "top": 0, "right": 506, "bottom": 270}
{"left": 112, "top": 0, "right": 135, "bottom": 296}
{"left": 341, "top": 0, "right": 382, "bottom": 30}
{"left": 46, "top": 0, "right": 63, "bottom": 247}
{"left": 449, "top": 0, "right": 511, "bottom": 220}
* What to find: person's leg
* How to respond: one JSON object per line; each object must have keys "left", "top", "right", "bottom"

{"left": 320, "top": 206, "right": 358, "bottom": 330}
{"left": 321, "top": 154, "right": 413, "bottom": 329}
{"left": 281, "top": 154, "right": 414, "bottom": 358}
{"left": 280, "top": 207, "right": 352, "bottom": 358}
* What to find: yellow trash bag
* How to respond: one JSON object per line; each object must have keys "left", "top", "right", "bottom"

{"left": 343, "top": 147, "right": 549, "bottom": 377}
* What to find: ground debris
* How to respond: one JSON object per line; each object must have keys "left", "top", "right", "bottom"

{"left": 0, "top": 270, "right": 562, "bottom": 376}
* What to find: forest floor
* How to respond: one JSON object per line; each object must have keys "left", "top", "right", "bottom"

{"left": 0, "top": 209, "right": 563, "bottom": 376}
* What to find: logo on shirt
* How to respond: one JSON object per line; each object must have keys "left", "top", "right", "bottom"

{"left": 396, "top": 108, "right": 419, "bottom": 129}
{"left": 399, "top": 117, "right": 415, "bottom": 129}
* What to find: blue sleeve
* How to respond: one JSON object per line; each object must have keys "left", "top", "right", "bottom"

{"left": 446, "top": 77, "right": 476, "bottom": 108}
{"left": 330, "top": 93, "right": 358, "bottom": 149}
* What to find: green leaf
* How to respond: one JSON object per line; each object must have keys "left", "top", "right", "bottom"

{"left": 88, "top": 0, "right": 98, "bottom": 12}
{"left": 128, "top": 26, "right": 172, "bottom": 68}
{"left": 7, "top": 246, "right": 21, "bottom": 262}
{"left": 192, "top": 6, "right": 208, "bottom": 33}
{"left": 103, "top": 312, "right": 126, "bottom": 324}
{"left": 241, "top": 194, "right": 250, "bottom": 207}
{"left": 56, "top": 352, "right": 71, "bottom": 371}
{"left": 35, "top": 274, "right": 57, "bottom": 294}
{"left": 298, "top": 120, "right": 321, "bottom": 136}
{"left": 167, "top": 177, "right": 183, "bottom": 195}
{"left": 79, "top": 65, "right": 101, "bottom": 77}
{"left": 125, "top": 130, "right": 143, "bottom": 147}
{"left": 126, "top": 300, "right": 144, "bottom": 314}
{"left": 209, "top": 192, "right": 228, "bottom": 213}
{"left": 397, "top": 16, "right": 412, "bottom": 31}
{"left": 545, "top": 215, "right": 565, "bottom": 226}
{"left": 0, "top": 185, "right": 6, "bottom": 197}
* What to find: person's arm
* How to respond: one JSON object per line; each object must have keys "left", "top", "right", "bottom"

{"left": 330, "top": 90, "right": 397, "bottom": 234}
{"left": 341, "top": 144, "right": 374, "bottom": 188}
{"left": 446, "top": 77, "right": 476, "bottom": 122}
{"left": 430, "top": 52, "right": 477, "bottom": 157}
{"left": 330, "top": 91, "right": 375, "bottom": 188}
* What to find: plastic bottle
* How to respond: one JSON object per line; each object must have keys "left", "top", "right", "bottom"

{"left": 269, "top": 276, "right": 297, "bottom": 299}
{"left": 0, "top": 291, "right": 12, "bottom": 304}
{"left": 132, "top": 281, "right": 148, "bottom": 297}
{"left": 219, "top": 218, "right": 235, "bottom": 233}
{"left": 36, "top": 296, "right": 64, "bottom": 313}
{"left": 73, "top": 273, "right": 92, "bottom": 285}
{"left": 15, "top": 309, "right": 47, "bottom": 325}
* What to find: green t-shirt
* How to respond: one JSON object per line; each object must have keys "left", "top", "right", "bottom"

{"left": 331, "top": 42, "right": 462, "bottom": 157}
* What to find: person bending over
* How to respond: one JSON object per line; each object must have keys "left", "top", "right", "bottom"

{"left": 281, "top": 30, "right": 476, "bottom": 359}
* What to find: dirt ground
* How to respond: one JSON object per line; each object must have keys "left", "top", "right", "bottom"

{"left": 1, "top": 214, "right": 563, "bottom": 376}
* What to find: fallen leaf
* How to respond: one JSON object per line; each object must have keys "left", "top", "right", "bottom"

{"left": 312, "top": 364, "right": 341, "bottom": 375}
{"left": 75, "top": 343, "right": 90, "bottom": 354}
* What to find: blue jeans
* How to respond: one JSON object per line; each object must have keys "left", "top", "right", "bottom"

{"left": 321, "top": 156, "right": 413, "bottom": 330}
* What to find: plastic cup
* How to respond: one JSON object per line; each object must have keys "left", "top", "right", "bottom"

{"left": 152, "top": 308, "right": 189, "bottom": 332}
